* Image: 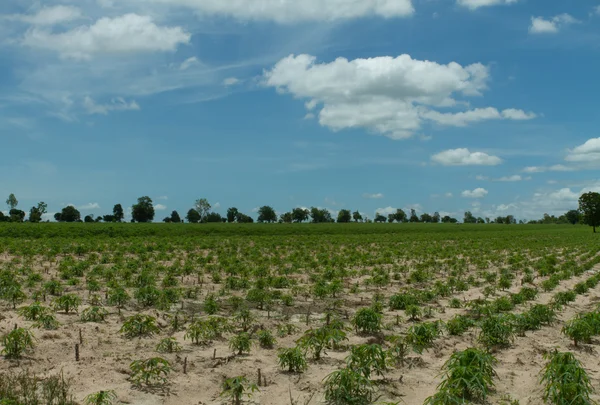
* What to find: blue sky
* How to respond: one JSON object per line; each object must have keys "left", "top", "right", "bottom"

{"left": 1, "top": 0, "right": 600, "bottom": 221}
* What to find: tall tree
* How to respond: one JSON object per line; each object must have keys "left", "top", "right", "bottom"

{"left": 227, "top": 207, "right": 239, "bottom": 223}
{"left": 420, "top": 213, "right": 433, "bottom": 223}
{"left": 374, "top": 213, "right": 386, "bottom": 223}
{"left": 6, "top": 194, "right": 18, "bottom": 210}
{"left": 280, "top": 212, "right": 293, "bottom": 223}
{"left": 186, "top": 209, "right": 201, "bottom": 224}
{"left": 257, "top": 206, "right": 277, "bottom": 223}
{"left": 337, "top": 209, "right": 352, "bottom": 223}
{"left": 432, "top": 212, "right": 441, "bottom": 223}
{"left": 206, "top": 212, "right": 223, "bottom": 223}
{"left": 131, "top": 196, "right": 155, "bottom": 223}
{"left": 409, "top": 209, "right": 420, "bottom": 223}
{"left": 310, "top": 207, "right": 333, "bottom": 223}
{"left": 84, "top": 215, "right": 94, "bottom": 223}
{"left": 9, "top": 209, "right": 25, "bottom": 223}
{"left": 170, "top": 211, "right": 181, "bottom": 223}
{"left": 28, "top": 202, "right": 47, "bottom": 223}
{"left": 292, "top": 208, "right": 310, "bottom": 223}
{"left": 565, "top": 209, "right": 580, "bottom": 225}
{"left": 463, "top": 211, "right": 477, "bottom": 224}
{"left": 352, "top": 211, "right": 363, "bottom": 222}
{"left": 194, "top": 199, "right": 211, "bottom": 223}
{"left": 58, "top": 206, "right": 81, "bottom": 222}
{"left": 579, "top": 192, "right": 600, "bottom": 233}
{"left": 113, "top": 204, "right": 124, "bottom": 222}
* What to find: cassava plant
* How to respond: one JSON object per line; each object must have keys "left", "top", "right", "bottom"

{"left": 220, "top": 376, "right": 259, "bottom": 405}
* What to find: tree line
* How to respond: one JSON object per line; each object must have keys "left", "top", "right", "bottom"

{"left": 2, "top": 193, "right": 600, "bottom": 232}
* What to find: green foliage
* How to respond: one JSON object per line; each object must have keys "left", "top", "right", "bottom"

{"left": 406, "top": 322, "right": 443, "bottom": 354}
{"left": 156, "top": 337, "right": 182, "bottom": 354}
{"left": 204, "top": 294, "right": 219, "bottom": 314}
{"left": 346, "top": 344, "right": 388, "bottom": 379}
{"left": 257, "top": 329, "right": 276, "bottom": 349}
{"left": 425, "top": 348, "right": 497, "bottom": 404}
{"left": 478, "top": 314, "right": 515, "bottom": 349}
{"left": 130, "top": 357, "right": 171, "bottom": 386}
{"left": 221, "top": 376, "right": 258, "bottom": 405}
{"left": 84, "top": 390, "right": 118, "bottom": 405}
{"left": 352, "top": 307, "right": 382, "bottom": 334}
{"left": 52, "top": 294, "right": 81, "bottom": 314}
{"left": 579, "top": 192, "right": 600, "bottom": 232}
{"left": 33, "top": 313, "right": 60, "bottom": 330}
{"left": 119, "top": 314, "right": 159, "bottom": 338}
{"left": 18, "top": 302, "right": 50, "bottom": 321}
{"left": 541, "top": 351, "right": 596, "bottom": 405}
{"left": 80, "top": 306, "right": 108, "bottom": 322}
{"left": 297, "top": 325, "right": 347, "bottom": 360}
{"left": 446, "top": 315, "right": 475, "bottom": 336}
{"left": 277, "top": 347, "right": 308, "bottom": 373}
{"left": 229, "top": 332, "right": 252, "bottom": 355}
{"left": 0, "top": 371, "right": 76, "bottom": 405}
{"left": 185, "top": 316, "right": 231, "bottom": 345}
{"left": 323, "top": 367, "right": 375, "bottom": 405}
{"left": 1, "top": 328, "right": 35, "bottom": 358}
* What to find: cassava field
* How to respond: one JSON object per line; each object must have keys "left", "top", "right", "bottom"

{"left": 1, "top": 223, "right": 600, "bottom": 405}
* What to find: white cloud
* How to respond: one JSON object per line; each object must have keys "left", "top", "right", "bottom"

{"left": 376, "top": 206, "right": 397, "bottom": 216}
{"left": 223, "top": 77, "right": 241, "bottom": 86}
{"left": 431, "top": 148, "right": 502, "bottom": 166}
{"left": 22, "top": 14, "right": 191, "bottom": 59}
{"left": 157, "top": 196, "right": 168, "bottom": 200}
{"left": 498, "top": 175, "right": 524, "bottom": 182}
{"left": 522, "top": 164, "right": 574, "bottom": 173}
{"left": 153, "top": 0, "right": 415, "bottom": 23}
{"left": 155, "top": 204, "right": 167, "bottom": 211}
{"left": 462, "top": 188, "right": 489, "bottom": 198}
{"left": 530, "top": 14, "right": 579, "bottom": 35}
{"left": 179, "top": 57, "right": 200, "bottom": 71}
{"left": 4, "top": 5, "right": 83, "bottom": 26}
{"left": 213, "top": 202, "right": 221, "bottom": 209}
{"left": 476, "top": 175, "right": 490, "bottom": 180}
{"left": 75, "top": 203, "right": 101, "bottom": 210}
{"left": 264, "top": 54, "right": 532, "bottom": 139}
{"left": 457, "top": 0, "right": 519, "bottom": 10}
{"left": 363, "top": 193, "right": 384, "bottom": 199}
{"left": 566, "top": 137, "right": 600, "bottom": 163}
{"left": 84, "top": 96, "right": 140, "bottom": 115}
{"left": 445, "top": 192, "right": 454, "bottom": 198}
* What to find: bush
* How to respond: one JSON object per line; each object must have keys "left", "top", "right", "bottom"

{"left": 1, "top": 328, "right": 35, "bottom": 358}
{"left": 17, "top": 302, "right": 49, "bottom": 321}
{"left": 389, "top": 293, "right": 419, "bottom": 310}
{"left": 156, "top": 337, "right": 182, "bottom": 354}
{"left": 229, "top": 332, "right": 252, "bottom": 355}
{"left": 478, "top": 315, "right": 515, "bottom": 349}
{"left": 277, "top": 347, "right": 307, "bottom": 373}
{"left": 352, "top": 307, "right": 382, "bottom": 334}
{"left": 446, "top": 315, "right": 475, "bottom": 336}
{"left": 541, "top": 351, "right": 595, "bottom": 405}
{"left": 221, "top": 376, "right": 258, "bottom": 405}
{"left": 130, "top": 357, "right": 171, "bottom": 386}
{"left": 297, "top": 326, "right": 347, "bottom": 360}
{"left": 257, "top": 329, "right": 276, "bottom": 349}
{"left": 52, "top": 294, "right": 81, "bottom": 314}
{"left": 406, "top": 322, "right": 443, "bottom": 354}
{"left": 119, "top": 314, "right": 159, "bottom": 338}
{"left": 33, "top": 313, "right": 60, "bottom": 330}
{"left": 80, "top": 306, "right": 108, "bottom": 323}
{"left": 345, "top": 344, "right": 388, "bottom": 379}
{"left": 323, "top": 367, "right": 374, "bottom": 405}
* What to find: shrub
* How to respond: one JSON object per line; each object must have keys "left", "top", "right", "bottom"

{"left": 221, "top": 376, "right": 258, "bottom": 405}
{"left": 204, "top": 294, "right": 219, "bottom": 314}
{"left": 446, "top": 315, "right": 475, "bottom": 336}
{"left": 156, "top": 337, "right": 182, "bottom": 353}
{"left": 277, "top": 347, "right": 307, "bottom": 373}
{"left": 297, "top": 326, "right": 347, "bottom": 361}
{"left": 405, "top": 305, "right": 422, "bottom": 321}
{"left": 80, "top": 306, "right": 109, "bottom": 323}
{"left": 541, "top": 351, "right": 595, "bottom": 405}
{"left": 406, "top": 322, "right": 443, "bottom": 354}
{"left": 389, "top": 293, "right": 419, "bottom": 310}
{"left": 562, "top": 317, "right": 596, "bottom": 347}
{"left": 352, "top": 307, "right": 382, "bottom": 335}
{"left": 345, "top": 344, "right": 388, "bottom": 379}
{"left": 52, "top": 294, "right": 81, "bottom": 314}
{"left": 18, "top": 302, "right": 50, "bottom": 321}
{"left": 323, "top": 367, "right": 374, "bottom": 405}
{"left": 257, "top": 329, "right": 276, "bottom": 349}
{"left": 119, "top": 314, "right": 159, "bottom": 338}
{"left": 130, "top": 357, "right": 171, "bottom": 386}
{"left": 229, "top": 332, "right": 252, "bottom": 355}
{"left": 33, "top": 313, "right": 60, "bottom": 330}
{"left": 478, "top": 315, "right": 515, "bottom": 349}
{"left": 1, "top": 328, "right": 35, "bottom": 358}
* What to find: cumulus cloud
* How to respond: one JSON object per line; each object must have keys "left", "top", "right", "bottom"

{"left": 84, "top": 96, "right": 140, "bottom": 115}
{"left": 22, "top": 14, "right": 191, "bottom": 59}
{"left": 264, "top": 54, "right": 533, "bottom": 139}
{"left": 4, "top": 5, "right": 83, "bottom": 26}
{"left": 155, "top": 204, "right": 167, "bottom": 211}
{"left": 363, "top": 193, "right": 384, "bottom": 199}
{"left": 565, "top": 137, "right": 600, "bottom": 163}
{"left": 376, "top": 206, "right": 397, "bottom": 216}
{"left": 76, "top": 203, "right": 101, "bottom": 210}
{"left": 457, "top": 0, "right": 519, "bottom": 10}
{"left": 152, "top": 0, "right": 415, "bottom": 23}
{"left": 431, "top": 148, "right": 502, "bottom": 166}
{"left": 462, "top": 188, "right": 489, "bottom": 198}
{"left": 530, "top": 14, "right": 579, "bottom": 34}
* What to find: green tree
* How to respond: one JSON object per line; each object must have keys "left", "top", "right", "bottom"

{"left": 9, "top": 209, "right": 26, "bottom": 222}
{"left": 352, "top": 210, "right": 363, "bottom": 222}
{"left": 337, "top": 209, "right": 352, "bottom": 223}
{"left": 409, "top": 209, "right": 420, "bottom": 223}
{"left": 565, "top": 210, "right": 580, "bottom": 225}
{"left": 194, "top": 198, "right": 211, "bottom": 222}
{"left": 310, "top": 207, "right": 333, "bottom": 223}
{"left": 257, "top": 206, "right": 277, "bottom": 223}
{"left": 227, "top": 207, "right": 239, "bottom": 223}
{"left": 84, "top": 215, "right": 94, "bottom": 223}
{"left": 170, "top": 210, "right": 181, "bottom": 223}
{"left": 464, "top": 211, "right": 477, "bottom": 224}
{"left": 292, "top": 208, "right": 310, "bottom": 223}
{"left": 6, "top": 193, "right": 18, "bottom": 210}
{"left": 374, "top": 213, "right": 386, "bottom": 223}
{"left": 579, "top": 192, "right": 600, "bottom": 233}
{"left": 186, "top": 208, "right": 201, "bottom": 223}
{"left": 432, "top": 212, "right": 441, "bottom": 223}
{"left": 280, "top": 212, "right": 293, "bottom": 223}
{"left": 29, "top": 202, "right": 47, "bottom": 223}
{"left": 57, "top": 206, "right": 81, "bottom": 223}
{"left": 113, "top": 204, "right": 124, "bottom": 222}
{"left": 206, "top": 212, "right": 223, "bottom": 223}
{"left": 132, "top": 196, "right": 155, "bottom": 223}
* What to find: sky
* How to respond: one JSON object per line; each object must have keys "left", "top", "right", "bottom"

{"left": 1, "top": 0, "right": 600, "bottom": 222}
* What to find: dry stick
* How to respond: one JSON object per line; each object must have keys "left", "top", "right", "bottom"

{"left": 258, "top": 369, "right": 262, "bottom": 387}
{"left": 263, "top": 375, "right": 267, "bottom": 387}
{"left": 75, "top": 344, "right": 80, "bottom": 362}
{"left": 213, "top": 349, "right": 216, "bottom": 360}
{"left": 79, "top": 329, "right": 83, "bottom": 345}
{"left": 183, "top": 357, "right": 188, "bottom": 374}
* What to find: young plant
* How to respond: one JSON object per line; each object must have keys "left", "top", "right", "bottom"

{"left": 220, "top": 376, "right": 259, "bottom": 405}
{"left": 229, "top": 332, "right": 252, "bottom": 355}
{"left": 80, "top": 306, "right": 109, "bottom": 323}
{"left": 297, "top": 326, "right": 347, "bottom": 361}
{"left": 352, "top": 307, "right": 382, "bottom": 335}
{"left": 156, "top": 337, "right": 182, "bottom": 353}
{"left": 130, "top": 357, "right": 171, "bottom": 386}
{"left": 33, "top": 313, "right": 60, "bottom": 330}
{"left": 18, "top": 302, "right": 50, "bottom": 321}
{"left": 478, "top": 314, "right": 515, "bottom": 349}
{"left": 277, "top": 347, "right": 308, "bottom": 373}
{"left": 346, "top": 344, "right": 389, "bottom": 379}
{"left": 406, "top": 322, "right": 443, "bottom": 354}
{"left": 405, "top": 305, "right": 422, "bottom": 321}
{"left": 84, "top": 390, "right": 118, "bottom": 405}
{"left": 1, "top": 328, "right": 35, "bottom": 359}
{"left": 562, "top": 317, "right": 595, "bottom": 347}
{"left": 323, "top": 367, "right": 374, "bottom": 405}
{"left": 119, "top": 314, "right": 159, "bottom": 338}
{"left": 541, "top": 350, "right": 595, "bottom": 405}
{"left": 257, "top": 329, "right": 276, "bottom": 349}
{"left": 52, "top": 294, "right": 82, "bottom": 314}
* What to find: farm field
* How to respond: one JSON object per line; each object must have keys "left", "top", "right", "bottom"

{"left": 1, "top": 223, "right": 600, "bottom": 405}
